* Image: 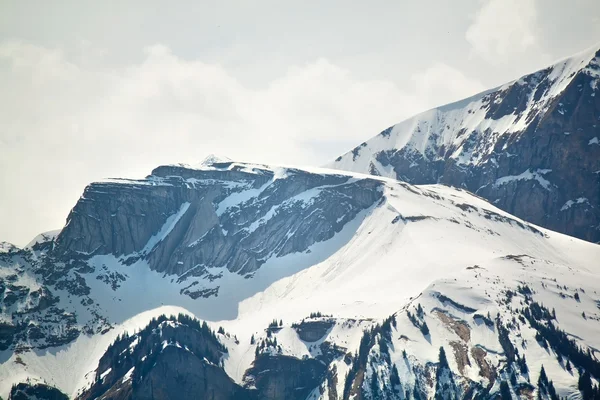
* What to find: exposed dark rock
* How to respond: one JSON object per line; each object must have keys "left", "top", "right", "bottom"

{"left": 317, "top": 341, "right": 346, "bottom": 365}
{"left": 131, "top": 346, "right": 251, "bottom": 400}
{"left": 433, "top": 293, "right": 477, "bottom": 313}
{"left": 44, "top": 326, "right": 80, "bottom": 348}
{"left": 244, "top": 354, "right": 327, "bottom": 400}
{"left": 0, "top": 249, "right": 95, "bottom": 352}
{"left": 95, "top": 270, "right": 127, "bottom": 291}
{"left": 182, "top": 286, "right": 219, "bottom": 299}
{"left": 0, "top": 322, "right": 18, "bottom": 351}
{"left": 293, "top": 319, "right": 335, "bottom": 342}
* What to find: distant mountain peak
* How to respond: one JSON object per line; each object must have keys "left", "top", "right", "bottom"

{"left": 197, "top": 154, "right": 233, "bottom": 167}
{"left": 329, "top": 44, "right": 600, "bottom": 243}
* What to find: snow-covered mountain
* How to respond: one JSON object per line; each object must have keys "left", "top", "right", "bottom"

{"left": 328, "top": 45, "right": 600, "bottom": 244}
{"left": 1, "top": 159, "right": 599, "bottom": 399}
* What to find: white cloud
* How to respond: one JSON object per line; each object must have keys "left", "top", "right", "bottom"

{"left": 411, "top": 63, "right": 486, "bottom": 107}
{"left": 0, "top": 40, "right": 485, "bottom": 245}
{"left": 466, "top": 0, "right": 544, "bottom": 63}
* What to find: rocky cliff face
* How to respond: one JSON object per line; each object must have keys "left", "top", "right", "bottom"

{"left": 56, "top": 161, "right": 383, "bottom": 277}
{"left": 244, "top": 354, "right": 327, "bottom": 400}
{"left": 293, "top": 319, "right": 335, "bottom": 342}
{"left": 0, "top": 161, "right": 385, "bottom": 354}
{"left": 330, "top": 46, "right": 600, "bottom": 243}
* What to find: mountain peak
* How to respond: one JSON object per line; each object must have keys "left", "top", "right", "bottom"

{"left": 328, "top": 44, "right": 600, "bottom": 243}
{"left": 197, "top": 154, "right": 233, "bottom": 167}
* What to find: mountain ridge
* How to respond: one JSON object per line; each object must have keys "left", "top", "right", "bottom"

{"left": 328, "top": 45, "right": 600, "bottom": 243}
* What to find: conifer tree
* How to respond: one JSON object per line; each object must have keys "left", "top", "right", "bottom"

{"left": 500, "top": 381, "right": 512, "bottom": 400}
{"left": 420, "top": 322, "right": 430, "bottom": 336}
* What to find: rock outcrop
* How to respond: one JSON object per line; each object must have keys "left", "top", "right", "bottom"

{"left": 244, "top": 354, "right": 327, "bottom": 400}
{"left": 293, "top": 319, "right": 335, "bottom": 342}
{"left": 56, "top": 162, "right": 383, "bottom": 275}
{"left": 132, "top": 346, "right": 250, "bottom": 400}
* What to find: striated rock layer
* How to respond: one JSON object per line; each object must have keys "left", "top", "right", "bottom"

{"left": 56, "top": 162, "right": 383, "bottom": 276}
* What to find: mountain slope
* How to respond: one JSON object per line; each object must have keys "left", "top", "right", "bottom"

{"left": 1, "top": 160, "right": 599, "bottom": 399}
{"left": 328, "top": 45, "right": 600, "bottom": 243}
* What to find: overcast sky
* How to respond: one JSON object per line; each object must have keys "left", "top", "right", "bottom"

{"left": 1, "top": 0, "right": 599, "bottom": 245}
